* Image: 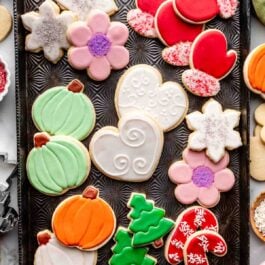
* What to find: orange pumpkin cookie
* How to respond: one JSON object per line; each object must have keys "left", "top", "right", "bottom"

{"left": 244, "top": 43, "right": 265, "bottom": 99}
{"left": 52, "top": 186, "right": 116, "bottom": 251}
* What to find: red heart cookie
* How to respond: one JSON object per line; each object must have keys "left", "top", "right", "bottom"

{"left": 137, "top": 0, "right": 166, "bottom": 16}
{"left": 174, "top": 0, "right": 219, "bottom": 24}
{"left": 155, "top": 0, "right": 204, "bottom": 46}
{"left": 191, "top": 29, "right": 237, "bottom": 79}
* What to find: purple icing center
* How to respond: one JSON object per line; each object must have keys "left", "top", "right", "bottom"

{"left": 192, "top": 166, "right": 214, "bottom": 188}
{"left": 88, "top": 33, "right": 111, "bottom": 57}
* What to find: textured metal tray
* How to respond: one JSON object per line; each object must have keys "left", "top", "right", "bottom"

{"left": 15, "top": 0, "right": 250, "bottom": 264}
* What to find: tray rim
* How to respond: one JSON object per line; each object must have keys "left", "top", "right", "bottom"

{"left": 14, "top": 0, "right": 251, "bottom": 264}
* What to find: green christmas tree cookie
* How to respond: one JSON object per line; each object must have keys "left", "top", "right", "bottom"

{"left": 109, "top": 227, "right": 156, "bottom": 265}
{"left": 127, "top": 193, "right": 175, "bottom": 248}
{"left": 32, "top": 79, "right": 96, "bottom": 141}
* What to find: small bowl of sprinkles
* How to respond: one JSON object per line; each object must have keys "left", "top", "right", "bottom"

{"left": 0, "top": 56, "right": 10, "bottom": 102}
{"left": 251, "top": 192, "right": 265, "bottom": 242}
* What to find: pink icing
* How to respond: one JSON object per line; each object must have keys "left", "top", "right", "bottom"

{"left": 127, "top": 9, "right": 157, "bottom": 38}
{"left": 217, "top": 0, "right": 238, "bottom": 18}
{"left": 162, "top": 42, "right": 192, "bottom": 66}
{"left": 0, "top": 62, "right": 7, "bottom": 93}
{"left": 182, "top": 69, "right": 220, "bottom": 97}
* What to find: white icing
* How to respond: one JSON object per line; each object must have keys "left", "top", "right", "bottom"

{"left": 186, "top": 99, "right": 242, "bottom": 163}
{"left": 90, "top": 112, "right": 163, "bottom": 182}
{"left": 21, "top": 0, "right": 76, "bottom": 62}
{"left": 116, "top": 65, "right": 188, "bottom": 132}
{"left": 35, "top": 234, "right": 97, "bottom": 265}
{"left": 56, "top": 0, "right": 118, "bottom": 20}
{"left": 254, "top": 199, "right": 265, "bottom": 236}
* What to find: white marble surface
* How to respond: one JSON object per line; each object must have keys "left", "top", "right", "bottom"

{"left": 0, "top": 5, "right": 264, "bottom": 265}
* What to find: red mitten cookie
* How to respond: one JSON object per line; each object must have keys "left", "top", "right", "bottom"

{"left": 173, "top": 0, "right": 238, "bottom": 24}
{"left": 182, "top": 29, "right": 237, "bottom": 97}
{"left": 127, "top": 0, "right": 165, "bottom": 38}
{"left": 165, "top": 206, "right": 218, "bottom": 265}
{"left": 155, "top": 0, "right": 204, "bottom": 66}
{"left": 183, "top": 231, "right": 227, "bottom": 265}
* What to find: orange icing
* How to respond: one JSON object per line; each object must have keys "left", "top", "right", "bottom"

{"left": 248, "top": 45, "right": 265, "bottom": 92}
{"left": 52, "top": 187, "right": 115, "bottom": 250}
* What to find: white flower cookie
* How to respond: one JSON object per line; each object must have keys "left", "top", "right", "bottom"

{"left": 56, "top": 0, "right": 118, "bottom": 21}
{"left": 21, "top": 0, "right": 77, "bottom": 63}
{"left": 186, "top": 99, "right": 242, "bottom": 163}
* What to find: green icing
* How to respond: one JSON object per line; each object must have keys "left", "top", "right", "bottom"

{"left": 26, "top": 136, "right": 89, "bottom": 195}
{"left": 253, "top": 0, "right": 265, "bottom": 25}
{"left": 128, "top": 193, "right": 174, "bottom": 247}
{"left": 109, "top": 228, "right": 156, "bottom": 265}
{"left": 32, "top": 86, "right": 95, "bottom": 140}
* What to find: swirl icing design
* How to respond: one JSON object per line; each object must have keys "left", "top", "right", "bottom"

{"left": 26, "top": 133, "right": 90, "bottom": 195}
{"left": 32, "top": 80, "right": 96, "bottom": 141}
{"left": 116, "top": 65, "right": 188, "bottom": 132}
{"left": 89, "top": 112, "right": 164, "bottom": 182}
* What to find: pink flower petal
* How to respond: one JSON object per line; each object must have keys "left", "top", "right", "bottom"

{"left": 168, "top": 161, "right": 193, "bottom": 184}
{"left": 214, "top": 168, "right": 235, "bottom": 192}
{"left": 106, "top": 46, "right": 129, "bottom": 70}
{"left": 87, "top": 10, "right": 110, "bottom": 34}
{"left": 68, "top": 22, "right": 92, "bottom": 47}
{"left": 182, "top": 148, "right": 207, "bottom": 169}
{"left": 68, "top": 47, "right": 92, "bottom": 70}
{"left": 88, "top": 56, "right": 111, "bottom": 81}
{"left": 198, "top": 186, "right": 220, "bottom": 208}
{"left": 204, "top": 152, "right": 230, "bottom": 173}
{"left": 107, "top": 22, "right": 129, "bottom": 45}
{"left": 175, "top": 182, "right": 199, "bottom": 204}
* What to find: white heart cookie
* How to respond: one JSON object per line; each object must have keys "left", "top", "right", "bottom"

{"left": 89, "top": 112, "right": 164, "bottom": 182}
{"left": 115, "top": 65, "right": 189, "bottom": 132}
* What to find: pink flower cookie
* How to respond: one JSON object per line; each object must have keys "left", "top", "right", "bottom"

{"left": 168, "top": 148, "right": 235, "bottom": 208}
{"left": 155, "top": 0, "right": 204, "bottom": 66}
{"left": 127, "top": 0, "right": 166, "bottom": 38}
{"left": 0, "top": 57, "right": 10, "bottom": 102}
{"left": 182, "top": 29, "right": 237, "bottom": 97}
{"left": 165, "top": 206, "right": 219, "bottom": 265}
{"left": 173, "top": 0, "right": 238, "bottom": 24}
{"left": 67, "top": 10, "right": 129, "bottom": 81}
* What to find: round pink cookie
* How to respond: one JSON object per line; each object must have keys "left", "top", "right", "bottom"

{"left": 0, "top": 57, "right": 10, "bottom": 101}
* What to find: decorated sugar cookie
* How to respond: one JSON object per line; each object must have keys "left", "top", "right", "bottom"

{"left": 26, "top": 132, "right": 90, "bottom": 196}
{"left": 165, "top": 206, "right": 219, "bottom": 265}
{"left": 182, "top": 29, "right": 237, "bottom": 97}
{"left": 35, "top": 230, "right": 97, "bottom": 265}
{"left": 67, "top": 10, "right": 129, "bottom": 81}
{"left": 90, "top": 112, "right": 164, "bottom": 182}
{"left": 56, "top": 0, "right": 118, "bottom": 21}
{"left": 109, "top": 227, "right": 157, "bottom": 265}
{"left": 155, "top": 0, "right": 204, "bottom": 66}
{"left": 52, "top": 186, "right": 116, "bottom": 250}
{"left": 244, "top": 44, "right": 265, "bottom": 99}
{"left": 0, "top": 5, "right": 12, "bottom": 42}
{"left": 127, "top": 0, "right": 165, "bottom": 38}
{"left": 168, "top": 149, "right": 235, "bottom": 208}
{"left": 115, "top": 64, "right": 189, "bottom": 132}
{"left": 183, "top": 231, "right": 227, "bottom": 265}
{"left": 173, "top": 0, "right": 238, "bottom": 24}
{"left": 21, "top": 0, "right": 77, "bottom": 63}
{"left": 127, "top": 193, "right": 175, "bottom": 248}
{"left": 254, "top": 103, "right": 265, "bottom": 143}
{"left": 32, "top": 79, "right": 96, "bottom": 141}
{"left": 0, "top": 57, "right": 10, "bottom": 102}
{"left": 186, "top": 99, "right": 242, "bottom": 163}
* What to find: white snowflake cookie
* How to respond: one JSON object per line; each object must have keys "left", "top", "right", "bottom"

{"left": 56, "top": 0, "right": 118, "bottom": 21}
{"left": 21, "top": 0, "right": 77, "bottom": 63}
{"left": 186, "top": 99, "right": 242, "bottom": 163}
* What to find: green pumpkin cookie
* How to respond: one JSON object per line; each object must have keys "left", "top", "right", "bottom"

{"left": 32, "top": 80, "right": 96, "bottom": 141}
{"left": 26, "top": 132, "right": 90, "bottom": 196}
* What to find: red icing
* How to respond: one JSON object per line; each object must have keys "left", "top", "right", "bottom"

{"left": 166, "top": 207, "right": 218, "bottom": 265}
{"left": 0, "top": 63, "right": 7, "bottom": 93}
{"left": 82, "top": 186, "right": 99, "bottom": 199}
{"left": 37, "top": 231, "right": 52, "bottom": 245}
{"left": 192, "top": 30, "right": 237, "bottom": 79}
{"left": 67, "top": 79, "right": 84, "bottom": 93}
{"left": 155, "top": 1, "right": 203, "bottom": 46}
{"left": 137, "top": 0, "right": 166, "bottom": 16}
{"left": 174, "top": 0, "right": 219, "bottom": 23}
{"left": 34, "top": 133, "right": 50, "bottom": 148}
{"left": 185, "top": 231, "right": 227, "bottom": 265}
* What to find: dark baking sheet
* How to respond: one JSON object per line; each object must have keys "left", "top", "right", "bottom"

{"left": 14, "top": 0, "right": 250, "bottom": 264}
